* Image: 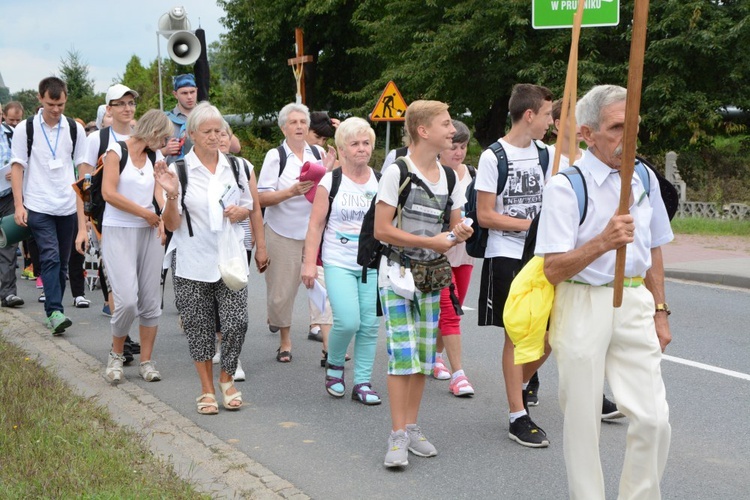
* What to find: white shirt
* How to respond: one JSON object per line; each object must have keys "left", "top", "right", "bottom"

{"left": 10, "top": 110, "right": 87, "bottom": 216}
{"left": 444, "top": 164, "right": 475, "bottom": 268}
{"left": 81, "top": 127, "right": 131, "bottom": 168}
{"left": 164, "top": 149, "right": 253, "bottom": 282}
{"left": 535, "top": 151, "right": 674, "bottom": 285}
{"left": 102, "top": 142, "right": 162, "bottom": 228}
{"left": 474, "top": 139, "right": 551, "bottom": 260}
{"left": 257, "top": 140, "right": 325, "bottom": 240}
{"left": 319, "top": 169, "right": 379, "bottom": 271}
{"left": 376, "top": 158, "right": 466, "bottom": 286}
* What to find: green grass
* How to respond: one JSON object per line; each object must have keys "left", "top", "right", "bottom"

{"left": 672, "top": 217, "right": 750, "bottom": 237}
{"left": 0, "top": 337, "right": 208, "bottom": 499}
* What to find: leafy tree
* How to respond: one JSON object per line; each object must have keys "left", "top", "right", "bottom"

{"left": 10, "top": 89, "right": 39, "bottom": 118}
{"left": 58, "top": 49, "right": 101, "bottom": 122}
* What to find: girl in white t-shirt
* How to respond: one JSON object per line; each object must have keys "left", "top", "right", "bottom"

{"left": 302, "top": 117, "right": 381, "bottom": 405}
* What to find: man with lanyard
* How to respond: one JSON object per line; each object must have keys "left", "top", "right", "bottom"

{"left": 536, "top": 84, "right": 672, "bottom": 499}
{"left": 0, "top": 101, "right": 24, "bottom": 308}
{"left": 10, "top": 76, "right": 86, "bottom": 334}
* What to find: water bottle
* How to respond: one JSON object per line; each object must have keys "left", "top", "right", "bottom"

{"left": 82, "top": 173, "right": 92, "bottom": 215}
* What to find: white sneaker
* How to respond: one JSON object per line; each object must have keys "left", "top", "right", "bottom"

{"left": 139, "top": 360, "right": 161, "bottom": 382}
{"left": 73, "top": 296, "right": 91, "bottom": 308}
{"left": 105, "top": 351, "right": 125, "bottom": 385}
{"left": 233, "top": 360, "right": 245, "bottom": 381}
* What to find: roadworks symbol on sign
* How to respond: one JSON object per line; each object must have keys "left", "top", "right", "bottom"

{"left": 370, "top": 81, "right": 408, "bottom": 122}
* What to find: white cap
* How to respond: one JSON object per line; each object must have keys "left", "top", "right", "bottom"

{"left": 105, "top": 84, "right": 139, "bottom": 104}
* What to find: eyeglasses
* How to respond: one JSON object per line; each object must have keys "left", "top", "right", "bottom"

{"left": 110, "top": 101, "right": 136, "bottom": 108}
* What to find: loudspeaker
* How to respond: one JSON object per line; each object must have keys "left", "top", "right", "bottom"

{"left": 167, "top": 30, "right": 201, "bottom": 65}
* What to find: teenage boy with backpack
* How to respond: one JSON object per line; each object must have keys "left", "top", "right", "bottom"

{"left": 374, "top": 100, "right": 473, "bottom": 468}
{"left": 475, "top": 83, "right": 554, "bottom": 448}
{"left": 10, "top": 76, "right": 87, "bottom": 334}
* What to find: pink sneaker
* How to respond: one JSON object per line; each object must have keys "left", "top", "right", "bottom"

{"left": 36, "top": 276, "right": 43, "bottom": 289}
{"left": 449, "top": 374, "right": 475, "bottom": 397}
{"left": 432, "top": 358, "right": 450, "bottom": 380}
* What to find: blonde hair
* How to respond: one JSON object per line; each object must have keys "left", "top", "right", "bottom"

{"left": 132, "top": 109, "right": 173, "bottom": 143}
{"left": 405, "top": 100, "right": 449, "bottom": 145}
{"left": 334, "top": 117, "right": 375, "bottom": 151}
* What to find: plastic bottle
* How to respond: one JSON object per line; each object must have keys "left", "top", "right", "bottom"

{"left": 82, "top": 173, "right": 92, "bottom": 214}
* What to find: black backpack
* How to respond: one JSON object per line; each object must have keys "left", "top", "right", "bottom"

{"left": 464, "top": 140, "right": 549, "bottom": 258}
{"left": 26, "top": 115, "right": 78, "bottom": 161}
{"left": 75, "top": 141, "right": 158, "bottom": 236}
{"left": 174, "top": 153, "right": 245, "bottom": 237}
{"left": 356, "top": 158, "right": 456, "bottom": 283}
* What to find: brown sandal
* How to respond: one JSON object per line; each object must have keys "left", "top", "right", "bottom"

{"left": 276, "top": 348, "right": 292, "bottom": 363}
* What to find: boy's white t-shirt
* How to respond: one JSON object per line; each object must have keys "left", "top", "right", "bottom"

{"left": 319, "top": 169, "right": 379, "bottom": 271}
{"left": 474, "top": 139, "right": 551, "bottom": 260}
{"left": 376, "top": 157, "right": 466, "bottom": 287}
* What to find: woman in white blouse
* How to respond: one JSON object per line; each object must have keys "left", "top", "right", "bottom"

{"left": 156, "top": 102, "right": 253, "bottom": 415}
{"left": 101, "top": 110, "right": 172, "bottom": 385}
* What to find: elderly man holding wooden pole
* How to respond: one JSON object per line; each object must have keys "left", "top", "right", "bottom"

{"left": 536, "top": 83, "right": 673, "bottom": 499}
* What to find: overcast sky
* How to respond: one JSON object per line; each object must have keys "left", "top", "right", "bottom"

{"left": 0, "top": 0, "right": 227, "bottom": 94}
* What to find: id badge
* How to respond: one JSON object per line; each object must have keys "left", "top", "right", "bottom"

{"left": 49, "top": 158, "right": 63, "bottom": 170}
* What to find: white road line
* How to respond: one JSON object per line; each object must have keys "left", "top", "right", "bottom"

{"left": 663, "top": 354, "right": 750, "bottom": 381}
{"left": 462, "top": 306, "right": 476, "bottom": 311}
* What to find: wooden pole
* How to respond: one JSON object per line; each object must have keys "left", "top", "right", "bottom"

{"left": 552, "top": 0, "right": 585, "bottom": 175}
{"left": 287, "top": 28, "right": 313, "bottom": 104}
{"left": 613, "top": 0, "right": 650, "bottom": 307}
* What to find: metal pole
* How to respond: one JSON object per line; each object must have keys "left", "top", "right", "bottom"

{"left": 157, "top": 32, "right": 164, "bottom": 112}
{"left": 384, "top": 122, "right": 391, "bottom": 159}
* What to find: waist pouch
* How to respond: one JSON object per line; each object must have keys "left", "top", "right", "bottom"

{"left": 411, "top": 255, "right": 452, "bottom": 293}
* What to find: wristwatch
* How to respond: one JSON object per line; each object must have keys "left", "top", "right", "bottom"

{"left": 655, "top": 303, "right": 671, "bottom": 315}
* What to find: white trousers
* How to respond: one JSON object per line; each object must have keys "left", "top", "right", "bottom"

{"left": 549, "top": 282, "right": 671, "bottom": 500}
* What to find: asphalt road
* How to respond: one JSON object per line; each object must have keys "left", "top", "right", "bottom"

{"left": 10, "top": 265, "right": 750, "bottom": 499}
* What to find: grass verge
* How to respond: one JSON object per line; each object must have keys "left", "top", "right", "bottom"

{"left": 0, "top": 336, "right": 207, "bottom": 498}
{"left": 671, "top": 217, "right": 750, "bottom": 237}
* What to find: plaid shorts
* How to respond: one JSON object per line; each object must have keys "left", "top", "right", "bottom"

{"left": 379, "top": 286, "right": 441, "bottom": 376}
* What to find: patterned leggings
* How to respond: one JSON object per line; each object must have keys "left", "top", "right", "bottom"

{"left": 173, "top": 274, "right": 248, "bottom": 377}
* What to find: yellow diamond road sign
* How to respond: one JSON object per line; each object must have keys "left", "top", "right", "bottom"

{"left": 370, "top": 81, "right": 408, "bottom": 122}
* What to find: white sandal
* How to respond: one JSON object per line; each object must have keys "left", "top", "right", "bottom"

{"left": 219, "top": 381, "right": 242, "bottom": 410}
{"left": 196, "top": 393, "right": 219, "bottom": 415}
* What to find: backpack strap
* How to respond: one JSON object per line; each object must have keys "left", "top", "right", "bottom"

{"left": 534, "top": 140, "right": 550, "bottom": 177}
{"left": 488, "top": 141, "right": 509, "bottom": 195}
{"left": 325, "top": 167, "right": 343, "bottom": 224}
{"left": 311, "top": 145, "right": 322, "bottom": 161}
{"left": 26, "top": 117, "right": 33, "bottom": 159}
{"left": 276, "top": 145, "right": 288, "bottom": 177}
{"left": 441, "top": 165, "right": 456, "bottom": 230}
{"left": 175, "top": 159, "right": 193, "bottom": 237}
{"left": 66, "top": 117, "right": 77, "bottom": 160}
{"left": 97, "top": 128, "right": 110, "bottom": 160}
{"left": 466, "top": 164, "right": 476, "bottom": 180}
{"left": 560, "top": 165, "right": 588, "bottom": 225}
{"left": 224, "top": 153, "right": 245, "bottom": 191}
{"left": 3, "top": 123, "right": 13, "bottom": 142}
{"left": 633, "top": 160, "right": 650, "bottom": 195}
{"left": 395, "top": 146, "right": 409, "bottom": 158}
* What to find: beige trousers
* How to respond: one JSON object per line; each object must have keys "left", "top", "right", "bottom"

{"left": 549, "top": 282, "right": 671, "bottom": 500}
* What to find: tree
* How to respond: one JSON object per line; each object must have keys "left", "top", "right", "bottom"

{"left": 58, "top": 49, "right": 101, "bottom": 122}
{"left": 11, "top": 89, "right": 40, "bottom": 118}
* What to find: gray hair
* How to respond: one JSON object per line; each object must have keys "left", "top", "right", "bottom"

{"left": 576, "top": 85, "right": 627, "bottom": 131}
{"left": 186, "top": 101, "right": 224, "bottom": 134}
{"left": 452, "top": 120, "right": 471, "bottom": 144}
{"left": 334, "top": 117, "right": 376, "bottom": 151}
{"left": 278, "top": 102, "right": 310, "bottom": 128}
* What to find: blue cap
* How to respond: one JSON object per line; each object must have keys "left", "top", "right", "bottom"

{"left": 173, "top": 74, "right": 196, "bottom": 91}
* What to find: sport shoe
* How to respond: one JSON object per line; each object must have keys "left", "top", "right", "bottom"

{"left": 105, "top": 351, "right": 126, "bottom": 384}
{"left": 102, "top": 303, "right": 112, "bottom": 317}
{"left": 384, "top": 430, "right": 409, "bottom": 468}
{"left": 508, "top": 415, "right": 549, "bottom": 448}
{"left": 38, "top": 292, "right": 45, "bottom": 303}
{"left": 139, "top": 360, "right": 161, "bottom": 382}
{"left": 1, "top": 294, "right": 24, "bottom": 307}
{"left": 47, "top": 311, "right": 72, "bottom": 335}
{"left": 449, "top": 374, "right": 475, "bottom": 397}
{"left": 406, "top": 424, "right": 438, "bottom": 457}
{"left": 526, "top": 371, "right": 540, "bottom": 406}
{"left": 36, "top": 276, "right": 43, "bottom": 289}
{"left": 73, "top": 296, "right": 91, "bottom": 308}
{"left": 432, "top": 358, "right": 450, "bottom": 380}
{"left": 233, "top": 360, "right": 246, "bottom": 381}
{"left": 602, "top": 395, "right": 625, "bottom": 421}
{"left": 21, "top": 266, "right": 35, "bottom": 280}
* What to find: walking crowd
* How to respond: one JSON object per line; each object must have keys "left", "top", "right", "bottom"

{"left": 0, "top": 73, "right": 673, "bottom": 499}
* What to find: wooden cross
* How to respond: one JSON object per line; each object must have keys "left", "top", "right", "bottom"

{"left": 287, "top": 28, "right": 313, "bottom": 104}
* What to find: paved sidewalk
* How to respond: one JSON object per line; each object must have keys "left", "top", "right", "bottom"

{"left": 662, "top": 234, "right": 750, "bottom": 289}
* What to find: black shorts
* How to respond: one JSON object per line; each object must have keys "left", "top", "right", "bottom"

{"left": 478, "top": 256, "right": 523, "bottom": 328}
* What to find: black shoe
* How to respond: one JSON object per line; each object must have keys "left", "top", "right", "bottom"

{"left": 124, "top": 335, "right": 141, "bottom": 355}
{"left": 121, "top": 343, "right": 135, "bottom": 365}
{"left": 526, "top": 372, "right": 540, "bottom": 406}
{"left": 308, "top": 328, "right": 323, "bottom": 342}
{"left": 1, "top": 294, "right": 24, "bottom": 308}
{"left": 602, "top": 395, "right": 625, "bottom": 421}
{"left": 508, "top": 415, "right": 550, "bottom": 448}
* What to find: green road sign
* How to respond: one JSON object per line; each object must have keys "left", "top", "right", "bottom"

{"left": 532, "top": 0, "right": 620, "bottom": 29}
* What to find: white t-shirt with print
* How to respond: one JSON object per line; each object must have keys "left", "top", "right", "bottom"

{"left": 474, "top": 139, "right": 551, "bottom": 260}
{"left": 319, "top": 169, "right": 379, "bottom": 271}
{"left": 376, "top": 157, "right": 466, "bottom": 286}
